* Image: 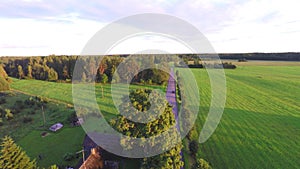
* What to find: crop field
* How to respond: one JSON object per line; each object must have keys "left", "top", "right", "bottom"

{"left": 10, "top": 65, "right": 300, "bottom": 168}
{"left": 185, "top": 66, "right": 300, "bottom": 169}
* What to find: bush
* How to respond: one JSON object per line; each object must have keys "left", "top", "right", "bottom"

{"left": 5, "top": 109, "right": 13, "bottom": 120}
{"left": 0, "top": 98, "right": 6, "bottom": 104}
{"left": 15, "top": 100, "right": 24, "bottom": 109}
{"left": 29, "top": 111, "right": 36, "bottom": 115}
{"left": 0, "top": 118, "right": 3, "bottom": 126}
{"left": 68, "top": 112, "right": 78, "bottom": 124}
{"left": 63, "top": 152, "right": 75, "bottom": 161}
{"left": 189, "top": 140, "right": 199, "bottom": 157}
{"left": 66, "top": 104, "right": 73, "bottom": 109}
{"left": 222, "top": 62, "right": 237, "bottom": 69}
{"left": 187, "top": 126, "right": 198, "bottom": 141}
{"left": 0, "top": 108, "right": 4, "bottom": 118}
{"left": 192, "top": 158, "right": 212, "bottom": 169}
{"left": 24, "top": 99, "right": 35, "bottom": 106}
{"left": 23, "top": 116, "right": 33, "bottom": 123}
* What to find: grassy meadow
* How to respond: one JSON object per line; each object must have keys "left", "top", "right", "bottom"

{"left": 189, "top": 66, "right": 300, "bottom": 169}
{"left": 8, "top": 65, "right": 300, "bottom": 168}
{"left": 0, "top": 91, "right": 85, "bottom": 168}
{"left": 11, "top": 79, "right": 165, "bottom": 120}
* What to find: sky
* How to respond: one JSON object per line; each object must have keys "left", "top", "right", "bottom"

{"left": 0, "top": 0, "right": 299, "bottom": 56}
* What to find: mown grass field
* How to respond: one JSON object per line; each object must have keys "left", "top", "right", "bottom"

{"left": 186, "top": 66, "right": 300, "bottom": 169}
{"left": 10, "top": 65, "right": 300, "bottom": 168}
{"left": 11, "top": 79, "right": 165, "bottom": 120}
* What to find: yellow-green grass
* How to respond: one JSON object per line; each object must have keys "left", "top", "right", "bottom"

{"left": 179, "top": 66, "right": 300, "bottom": 169}
{"left": 10, "top": 79, "right": 165, "bottom": 121}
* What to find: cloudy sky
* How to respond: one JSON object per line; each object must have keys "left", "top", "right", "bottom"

{"left": 0, "top": 0, "right": 299, "bottom": 55}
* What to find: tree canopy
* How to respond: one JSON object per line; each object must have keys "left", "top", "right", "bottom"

{"left": 110, "top": 88, "right": 183, "bottom": 169}
{"left": 0, "top": 136, "right": 36, "bottom": 169}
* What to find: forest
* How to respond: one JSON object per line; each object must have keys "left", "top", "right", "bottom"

{"left": 0, "top": 55, "right": 170, "bottom": 85}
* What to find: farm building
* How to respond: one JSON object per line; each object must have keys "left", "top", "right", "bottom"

{"left": 49, "top": 123, "right": 63, "bottom": 132}
{"left": 79, "top": 147, "right": 104, "bottom": 169}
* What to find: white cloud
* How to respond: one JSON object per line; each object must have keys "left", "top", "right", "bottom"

{"left": 0, "top": 0, "right": 300, "bottom": 55}
{"left": 108, "top": 35, "right": 193, "bottom": 54}
{"left": 204, "top": 0, "right": 300, "bottom": 52}
{"left": 0, "top": 15, "right": 104, "bottom": 56}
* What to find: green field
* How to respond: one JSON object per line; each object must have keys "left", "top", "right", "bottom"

{"left": 189, "top": 66, "right": 300, "bottom": 169}
{"left": 0, "top": 91, "right": 85, "bottom": 168}
{"left": 11, "top": 79, "right": 165, "bottom": 120}
{"left": 10, "top": 66, "right": 300, "bottom": 168}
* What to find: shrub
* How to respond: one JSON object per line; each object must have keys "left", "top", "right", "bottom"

{"left": 0, "top": 108, "right": 4, "bottom": 118}
{"left": 5, "top": 109, "right": 13, "bottom": 120}
{"left": 63, "top": 152, "right": 75, "bottom": 161}
{"left": 192, "top": 158, "right": 212, "bottom": 169}
{"left": 0, "top": 118, "right": 3, "bottom": 126}
{"left": 189, "top": 140, "right": 199, "bottom": 157}
{"left": 66, "top": 104, "right": 73, "bottom": 109}
{"left": 24, "top": 99, "right": 35, "bottom": 106}
{"left": 0, "top": 98, "right": 6, "bottom": 104}
{"left": 68, "top": 112, "right": 78, "bottom": 124}
{"left": 13, "top": 108, "right": 21, "bottom": 114}
{"left": 23, "top": 116, "right": 33, "bottom": 123}
{"left": 29, "top": 111, "right": 36, "bottom": 115}
{"left": 187, "top": 126, "right": 198, "bottom": 141}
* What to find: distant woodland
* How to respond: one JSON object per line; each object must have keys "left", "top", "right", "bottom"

{"left": 0, "top": 55, "right": 170, "bottom": 85}
{"left": 0, "top": 52, "right": 299, "bottom": 84}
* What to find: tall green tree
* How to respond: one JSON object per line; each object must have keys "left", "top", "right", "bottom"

{"left": 17, "top": 65, "right": 24, "bottom": 79}
{"left": 47, "top": 68, "right": 58, "bottom": 81}
{"left": 110, "top": 89, "right": 183, "bottom": 169}
{"left": 101, "top": 74, "right": 108, "bottom": 84}
{"left": 27, "top": 65, "right": 33, "bottom": 79}
{"left": 0, "top": 65, "right": 10, "bottom": 91}
{"left": 0, "top": 136, "right": 36, "bottom": 169}
{"left": 62, "top": 65, "right": 69, "bottom": 80}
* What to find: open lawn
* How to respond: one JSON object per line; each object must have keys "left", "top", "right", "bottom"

{"left": 0, "top": 91, "right": 85, "bottom": 168}
{"left": 180, "top": 66, "right": 300, "bottom": 169}
{"left": 18, "top": 127, "right": 85, "bottom": 168}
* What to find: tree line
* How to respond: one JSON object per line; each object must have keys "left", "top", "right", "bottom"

{"left": 176, "top": 70, "right": 212, "bottom": 169}
{"left": 1, "top": 55, "right": 170, "bottom": 85}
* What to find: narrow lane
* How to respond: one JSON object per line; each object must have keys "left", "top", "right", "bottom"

{"left": 165, "top": 68, "right": 184, "bottom": 168}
